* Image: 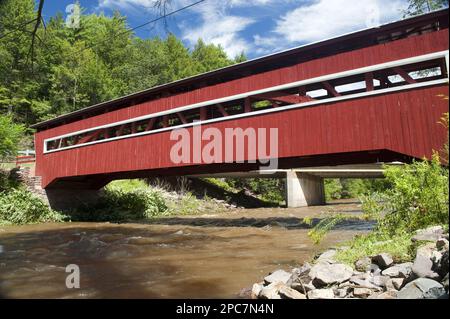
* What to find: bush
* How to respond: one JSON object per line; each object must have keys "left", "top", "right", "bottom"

{"left": 72, "top": 187, "right": 168, "bottom": 222}
{"left": 0, "top": 188, "right": 67, "bottom": 225}
{"left": 0, "top": 115, "right": 25, "bottom": 160}
{"left": 378, "top": 153, "right": 448, "bottom": 234}
{"left": 324, "top": 179, "right": 343, "bottom": 201}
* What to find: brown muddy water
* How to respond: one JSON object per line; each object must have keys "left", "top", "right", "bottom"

{"left": 0, "top": 200, "right": 374, "bottom": 299}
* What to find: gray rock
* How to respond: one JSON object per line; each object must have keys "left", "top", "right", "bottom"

{"left": 349, "top": 277, "right": 383, "bottom": 290}
{"left": 381, "top": 262, "right": 413, "bottom": 278}
{"left": 368, "top": 263, "right": 381, "bottom": 276}
{"left": 335, "top": 287, "right": 351, "bottom": 298}
{"left": 264, "top": 269, "right": 292, "bottom": 285}
{"left": 412, "top": 226, "right": 444, "bottom": 242}
{"left": 355, "top": 257, "right": 372, "bottom": 272}
{"left": 368, "top": 290, "right": 398, "bottom": 299}
{"left": 307, "top": 289, "right": 335, "bottom": 299}
{"left": 316, "top": 250, "right": 337, "bottom": 264}
{"left": 370, "top": 275, "right": 390, "bottom": 288}
{"left": 291, "top": 281, "right": 315, "bottom": 294}
{"left": 392, "top": 278, "right": 405, "bottom": 290}
{"left": 353, "top": 287, "right": 373, "bottom": 298}
{"left": 259, "top": 282, "right": 283, "bottom": 299}
{"left": 397, "top": 278, "right": 446, "bottom": 299}
{"left": 310, "top": 263, "right": 353, "bottom": 287}
{"left": 251, "top": 283, "right": 263, "bottom": 299}
{"left": 278, "top": 285, "right": 306, "bottom": 299}
{"left": 412, "top": 252, "right": 440, "bottom": 280}
{"left": 372, "top": 253, "right": 394, "bottom": 269}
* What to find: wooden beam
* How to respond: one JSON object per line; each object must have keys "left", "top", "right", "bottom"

{"left": 216, "top": 104, "right": 228, "bottom": 117}
{"left": 76, "top": 130, "right": 102, "bottom": 145}
{"left": 322, "top": 81, "right": 341, "bottom": 97}
{"left": 200, "top": 108, "right": 208, "bottom": 120}
{"left": 177, "top": 112, "right": 188, "bottom": 124}
{"left": 365, "top": 73, "right": 374, "bottom": 91}
{"left": 146, "top": 118, "right": 156, "bottom": 131}
{"left": 244, "top": 97, "right": 252, "bottom": 113}
{"left": 162, "top": 115, "right": 169, "bottom": 128}
{"left": 393, "top": 67, "right": 416, "bottom": 84}
{"left": 252, "top": 92, "right": 301, "bottom": 104}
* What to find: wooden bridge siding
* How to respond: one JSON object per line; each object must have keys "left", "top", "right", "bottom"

{"left": 35, "top": 29, "right": 448, "bottom": 142}
{"left": 36, "top": 85, "right": 449, "bottom": 187}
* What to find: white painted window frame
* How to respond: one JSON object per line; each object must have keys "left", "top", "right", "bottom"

{"left": 43, "top": 50, "right": 450, "bottom": 154}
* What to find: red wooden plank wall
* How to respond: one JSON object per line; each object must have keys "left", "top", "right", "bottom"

{"left": 35, "top": 29, "right": 449, "bottom": 187}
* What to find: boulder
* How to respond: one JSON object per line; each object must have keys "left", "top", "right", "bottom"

{"left": 349, "top": 277, "right": 382, "bottom": 290}
{"left": 307, "top": 289, "right": 335, "bottom": 299}
{"left": 278, "top": 285, "right": 306, "bottom": 299}
{"left": 412, "top": 226, "right": 444, "bottom": 242}
{"left": 259, "top": 282, "right": 283, "bottom": 299}
{"left": 370, "top": 275, "right": 390, "bottom": 288}
{"left": 442, "top": 273, "right": 448, "bottom": 293}
{"left": 371, "top": 253, "right": 394, "bottom": 269}
{"left": 412, "top": 251, "right": 440, "bottom": 280}
{"left": 381, "top": 262, "right": 413, "bottom": 278}
{"left": 368, "top": 290, "right": 398, "bottom": 299}
{"left": 251, "top": 283, "right": 263, "bottom": 299}
{"left": 368, "top": 263, "right": 381, "bottom": 276}
{"left": 334, "top": 287, "right": 351, "bottom": 298}
{"left": 397, "top": 278, "right": 446, "bottom": 299}
{"left": 309, "top": 263, "right": 353, "bottom": 287}
{"left": 264, "top": 269, "right": 292, "bottom": 285}
{"left": 316, "top": 250, "right": 337, "bottom": 264}
{"left": 437, "top": 250, "right": 449, "bottom": 277}
{"left": 355, "top": 257, "right": 372, "bottom": 272}
{"left": 291, "top": 281, "right": 315, "bottom": 294}
{"left": 386, "top": 278, "right": 405, "bottom": 290}
{"left": 353, "top": 287, "right": 373, "bottom": 298}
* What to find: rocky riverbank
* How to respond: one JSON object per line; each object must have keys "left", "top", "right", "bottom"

{"left": 250, "top": 226, "right": 449, "bottom": 299}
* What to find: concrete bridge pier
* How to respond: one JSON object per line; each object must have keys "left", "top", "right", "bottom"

{"left": 285, "top": 171, "right": 325, "bottom": 208}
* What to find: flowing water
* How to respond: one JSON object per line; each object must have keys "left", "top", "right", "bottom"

{"left": 0, "top": 200, "right": 374, "bottom": 299}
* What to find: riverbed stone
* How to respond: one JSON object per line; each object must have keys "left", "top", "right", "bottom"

{"left": 307, "top": 288, "right": 335, "bottom": 299}
{"left": 349, "top": 277, "right": 382, "bottom": 290}
{"left": 391, "top": 278, "right": 405, "bottom": 290}
{"left": 412, "top": 226, "right": 444, "bottom": 242}
{"left": 278, "top": 285, "right": 306, "bottom": 299}
{"left": 259, "top": 282, "right": 283, "bottom": 299}
{"left": 370, "top": 275, "right": 390, "bottom": 288}
{"left": 291, "top": 281, "right": 315, "bottom": 294}
{"left": 251, "top": 283, "right": 263, "bottom": 299}
{"left": 316, "top": 250, "right": 337, "bottom": 264}
{"left": 309, "top": 263, "right": 353, "bottom": 287}
{"left": 264, "top": 270, "right": 292, "bottom": 285}
{"left": 355, "top": 257, "right": 372, "bottom": 272}
{"left": 368, "top": 290, "right": 398, "bottom": 299}
{"left": 397, "top": 278, "right": 446, "bottom": 299}
{"left": 371, "top": 253, "right": 394, "bottom": 269}
{"left": 381, "top": 262, "right": 413, "bottom": 278}
{"left": 353, "top": 287, "right": 373, "bottom": 298}
{"left": 412, "top": 249, "right": 440, "bottom": 280}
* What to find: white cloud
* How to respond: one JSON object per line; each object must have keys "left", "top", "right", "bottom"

{"left": 178, "top": 0, "right": 256, "bottom": 58}
{"left": 255, "top": 0, "right": 408, "bottom": 52}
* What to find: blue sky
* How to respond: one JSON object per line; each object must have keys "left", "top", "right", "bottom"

{"left": 42, "top": 0, "right": 412, "bottom": 59}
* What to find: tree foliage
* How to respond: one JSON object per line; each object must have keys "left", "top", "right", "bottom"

{"left": 404, "top": 0, "right": 449, "bottom": 16}
{"left": 0, "top": 0, "right": 245, "bottom": 129}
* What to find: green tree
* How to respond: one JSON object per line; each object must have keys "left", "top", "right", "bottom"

{"left": 405, "top": 0, "right": 449, "bottom": 16}
{"left": 0, "top": 115, "right": 25, "bottom": 160}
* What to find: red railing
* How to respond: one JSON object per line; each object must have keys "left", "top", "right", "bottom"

{"left": 15, "top": 155, "right": 36, "bottom": 166}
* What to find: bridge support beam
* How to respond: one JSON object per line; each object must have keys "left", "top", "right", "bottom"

{"left": 285, "top": 171, "right": 325, "bottom": 207}
{"left": 45, "top": 188, "right": 103, "bottom": 212}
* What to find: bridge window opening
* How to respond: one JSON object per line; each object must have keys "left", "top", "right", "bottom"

{"left": 307, "top": 89, "right": 328, "bottom": 98}
{"left": 336, "top": 81, "right": 366, "bottom": 94}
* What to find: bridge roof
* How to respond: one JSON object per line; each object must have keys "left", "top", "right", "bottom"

{"left": 31, "top": 8, "right": 449, "bottom": 131}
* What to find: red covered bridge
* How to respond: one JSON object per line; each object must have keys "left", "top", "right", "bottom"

{"left": 31, "top": 10, "right": 449, "bottom": 209}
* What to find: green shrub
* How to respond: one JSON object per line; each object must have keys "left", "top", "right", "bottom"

{"left": 324, "top": 179, "right": 343, "bottom": 201}
{"left": 0, "top": 188, "right": 67, "bottom": 225}
{"left": 73, "top": 187, "right": 168, "bottom": 222}
{"left": 378, "top": 153, "right": 449, "bottom": 234}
